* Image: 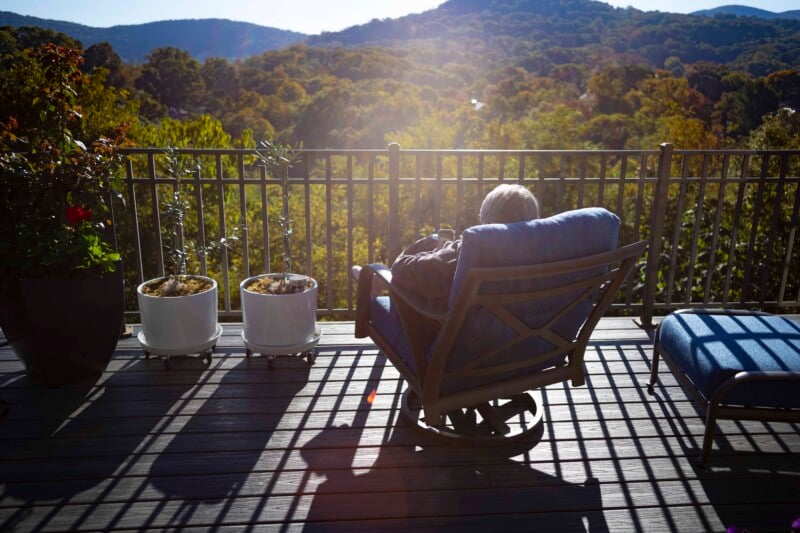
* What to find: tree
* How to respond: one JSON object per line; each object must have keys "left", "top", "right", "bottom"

{"left": 135, "top": 47, "right": 205, "bottom": 114}
{"left": 714, "top": 75, "right": 779, "bottom": 138}
{"left": 201, "top": 57, "right": 240, "bottom": 100}
{"left": 765, "top": 70, "right": 800, "bottom": 109}
{"left": 83, "top": 42, "right": 126, "bottom": 88}
{"left": 587, "top": 65, "right": 652, "bottom": 114}
{"left": 746, "top": 108, "right": 800, "bottom": 151}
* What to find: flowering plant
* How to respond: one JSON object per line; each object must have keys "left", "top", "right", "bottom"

{"left": 0, "top": 44, "right": 129, "bottom": 280}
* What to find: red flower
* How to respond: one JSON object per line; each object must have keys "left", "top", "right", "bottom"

{"left": 66, "top": 205, "right": 92, "bottom": 225}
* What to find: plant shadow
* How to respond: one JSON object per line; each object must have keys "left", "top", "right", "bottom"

{"left": 146, "top": 354, "right": 310, "bottom": 502}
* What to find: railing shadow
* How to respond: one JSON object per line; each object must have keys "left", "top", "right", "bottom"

{"left": 145, "top": 351, "right": 310, "bottom": 527}
{"left": 0, "top": 357, "right": 204, "bottom": 531}
{"left": 697, "top": 451, "right": 800, "bottom": 532}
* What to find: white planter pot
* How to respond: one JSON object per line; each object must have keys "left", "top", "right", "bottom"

{"left": 136, "top": 275, "right": 220, "bottom": 354}
{"left": 240, "top": 273, "right": 318, "bottom": 349}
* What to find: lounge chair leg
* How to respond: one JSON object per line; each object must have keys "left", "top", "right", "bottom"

{"left": 699, "top": 406, "right": 718, "bottom": 467}
{"left": 647, "top": 345, "right": 661, "bottom": 394}
{"left": 476, "top": 403, "right": 511, "bottom": 435}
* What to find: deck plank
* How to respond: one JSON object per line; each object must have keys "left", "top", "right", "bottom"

{"left": 1, "top": 318, "right": 799, "bottom": 532}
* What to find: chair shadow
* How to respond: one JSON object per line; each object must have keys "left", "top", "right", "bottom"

{"left": 298, "top": 421, "right": 610, "bottom": 532}
{"left": 147, "top": 354, "right": 310, "bottom": 503}
{"left": 0, "top": 357, "right": 205, "bottom": 529}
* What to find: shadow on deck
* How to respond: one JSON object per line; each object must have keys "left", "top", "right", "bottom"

{"left": 1, "top": 318, "right": 798, "bottom": 531}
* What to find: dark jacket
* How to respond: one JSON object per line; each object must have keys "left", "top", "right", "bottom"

{"left": 391, "top": 235, "right": 461, "bottom": 315}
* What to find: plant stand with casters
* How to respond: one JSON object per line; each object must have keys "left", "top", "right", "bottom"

{"left": 242, "top": 327, "right": 321, "bottom": 367}
{"left": 139, "top": 324, "right": 223, "bottom": 370}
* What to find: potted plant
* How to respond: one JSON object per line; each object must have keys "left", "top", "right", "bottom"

{"left": 136, "top": 148, "right": 222, "bottom": 369}
{"left": 0, "top": 44, "right": 129, "bottom": 386}
{"left": 240, "top": 140, "right": 319, "bottom": 365}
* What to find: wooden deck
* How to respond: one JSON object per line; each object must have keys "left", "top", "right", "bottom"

{"left": 1, "top": 317, "right": 798, "bottom": 532}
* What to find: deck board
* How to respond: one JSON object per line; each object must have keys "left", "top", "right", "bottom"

{"left": 1, "top": 318, "right": 799, "bottom": 532}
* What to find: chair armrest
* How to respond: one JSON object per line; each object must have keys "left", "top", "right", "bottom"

{"left": 354, "top": 263, "right": 448, "bottom": 338}
{"left": 355, "top": 264, "right": 390, "bottom": 338}
{"left": 390, "top": 284, "right": 448, "bottom": 323}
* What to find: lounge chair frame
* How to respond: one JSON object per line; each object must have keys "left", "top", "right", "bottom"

{"left": 356, "top": 240, "right": 647, "bottom": 443}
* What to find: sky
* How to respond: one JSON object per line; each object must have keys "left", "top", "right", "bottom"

{"left": 1, "top": 0, "right": 797, "bottom": 35}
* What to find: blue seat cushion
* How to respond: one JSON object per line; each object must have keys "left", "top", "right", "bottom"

{"left": 658, "top": 311, "right": 800, "bottom": 408}
{"left": 370, "top": 295, "right": 416, "bottom": 375}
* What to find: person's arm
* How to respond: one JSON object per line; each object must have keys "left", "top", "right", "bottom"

{"left": 400, "top": 235, "right": 439, "bottom": 255}
{"left": 391, "top": 240, "right": 460, "bottom": 314}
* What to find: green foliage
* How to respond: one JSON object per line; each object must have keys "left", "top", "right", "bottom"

{"left": 135, "top": 47, "right": 205, "bottom": 113}
{"left": 161, "top": 147, "right": 196, "bottom": 277}
{"left": 254, "top": 139, "right": 302, "bottom": 285}
{"left": 0, "top": 44, "right": 129, "bottom": 279}
{"left": 4, "top": 5, "right": 800, "bottom": 311}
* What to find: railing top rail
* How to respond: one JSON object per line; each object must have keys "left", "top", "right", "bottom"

{"left": 672, "top": 148, "right": 800, "bottom": 155}
{"left": 119, "top": 146, "right": 800, "bottom": 158}
{"left": 119, "top": 147, "right": 662, "bottom": 156}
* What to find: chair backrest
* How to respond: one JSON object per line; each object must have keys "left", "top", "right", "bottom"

{"left": 429, "top": 207, "right": 625, "bottom": 396}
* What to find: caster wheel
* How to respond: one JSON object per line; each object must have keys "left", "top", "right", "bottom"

{"left": 163, "top": 357, "right": 171, "bottom": 371}
{"left": 144, "top": 350, "right": 150, "bottom": 359}
{"left": 306, "top": 351, "right": 316, "bottom": 365}
{"left": 204, "top": 351, "right": 212, "bottom": 365}
{"left": 246, "top": 348, "right": 252, "bottom": 358}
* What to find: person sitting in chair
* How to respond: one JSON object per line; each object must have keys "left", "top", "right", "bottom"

{"left": 352, "top": 183, "right": 539, "bottom": 314}
{"left": 391, "top": 183, "right": 540, "bottom": 315}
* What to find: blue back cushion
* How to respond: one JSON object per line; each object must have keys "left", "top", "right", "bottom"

{"left": 441, "top": 208, "right": 620, "bottom": 393}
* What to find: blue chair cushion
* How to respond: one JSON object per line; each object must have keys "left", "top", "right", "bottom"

{"left": 441, "top": 208, "right": 621, "bottom": 393}
{"left": 370, "top": 295, "right": 416, "bottom": 375}
{"left": 658, "top": 311, "right": 800, "bottom": 408}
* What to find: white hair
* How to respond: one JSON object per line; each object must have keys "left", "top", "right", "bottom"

{"left": 479, "top": 184, "right": 540, "bottom": 224}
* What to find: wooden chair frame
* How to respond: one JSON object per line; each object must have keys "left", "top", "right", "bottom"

{"left": 356, "top": 240, "right": 647, "bottom": 442}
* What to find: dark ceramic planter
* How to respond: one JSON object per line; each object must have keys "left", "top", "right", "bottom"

{"left": 0, "top": 267, "right": 124, "bottom": 387}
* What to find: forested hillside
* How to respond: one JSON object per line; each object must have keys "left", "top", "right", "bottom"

{"left": 1, "top": 0, "right": 799, "bottom": 154}
{"left": 2, "top": 2, "right": 799, "bottom": 310}
{"left": 692, "top": 5, "right": 800, "bottom": 20}
{"left": 0, "top": 11, "right": 305, "bottom": 62}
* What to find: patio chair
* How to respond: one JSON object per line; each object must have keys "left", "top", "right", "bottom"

{"left": 355, "top": 207, "right": 647, "bottom": 443}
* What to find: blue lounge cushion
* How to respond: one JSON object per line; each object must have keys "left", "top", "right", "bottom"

{"left": 658, "top": 311, "right": 800, "bottom": 408}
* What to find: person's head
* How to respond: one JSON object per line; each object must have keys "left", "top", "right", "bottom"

{"left": 478, "top": 184, "right": 540, "bottom": 224}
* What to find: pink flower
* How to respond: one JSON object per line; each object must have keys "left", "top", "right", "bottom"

{"left": 66, "top": 205, "right": 92, "bottom": 224}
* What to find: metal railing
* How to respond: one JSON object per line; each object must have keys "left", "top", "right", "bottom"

{"left": 115, "top": 143, "right": 800, "bottom": 324}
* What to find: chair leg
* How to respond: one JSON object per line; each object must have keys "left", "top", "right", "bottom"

{"left": 647, "top": 344, "right": 661, "bottom": 394}
{"left": 699, "top": 405, "right": 718, "bottom": 467}
{"left": 476, "top": 403, "right": 511, "bottom": 435}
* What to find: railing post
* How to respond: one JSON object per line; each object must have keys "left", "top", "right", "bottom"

{"left": 388, "top": 142, "right": 401, "bottom": 261}
{"left": 638, "top": 143, "right": 673, "bottom": 329}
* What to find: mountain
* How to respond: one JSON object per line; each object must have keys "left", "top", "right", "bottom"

{"left": 306, "top": 0, "right": 800, "bottom": 77}
{"left": 691, "top": 5, "right": 800, "bottom": 19}
{"left": 0, "top": 11, "right": 306, "bottom": 63}
{"left": 2, "top": 0, "right": 800, "bottom": 76}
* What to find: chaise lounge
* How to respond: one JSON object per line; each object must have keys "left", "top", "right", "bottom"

{"left": 648, "top": 308, "right": 800, "bottom": 465}
{"left": 355, "top": 207, "right": 647, "bottom": 443}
